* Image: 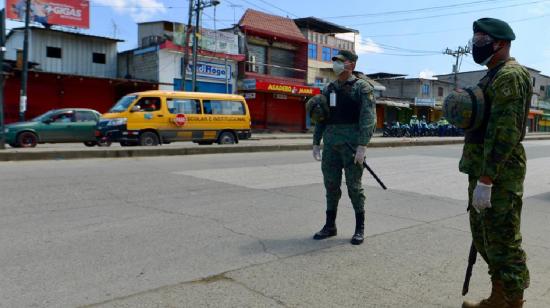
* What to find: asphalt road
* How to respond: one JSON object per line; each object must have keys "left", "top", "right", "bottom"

{"left": 1, "top": 141, "right": 549, "bottom": 307}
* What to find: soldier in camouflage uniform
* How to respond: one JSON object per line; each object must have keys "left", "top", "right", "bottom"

{"left": 311, "top": 50, "right": 376, "bottom": 245}
{"left": 460, "top": 18, "right": 531, "bottom": 308}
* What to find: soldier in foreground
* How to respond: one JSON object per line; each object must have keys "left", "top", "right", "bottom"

{"left": 444, "top": 18, "right": 531, "bottom": 308}
{"left": 307, "top": 50, "right": 376, "bottom": 245}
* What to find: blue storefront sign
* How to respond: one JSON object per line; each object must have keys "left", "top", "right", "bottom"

{"left": 182, "top": 60, "right": 231, "bottom": 81}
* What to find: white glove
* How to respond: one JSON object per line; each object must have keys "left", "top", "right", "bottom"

{"left": 354, "top": 145, "right": 367, "bottom": 165}
{"left": 312, "top": 145, "right": 321, "bottom": 161}
{"left": 472, "top": 181, "right": 493, "bottom": 213}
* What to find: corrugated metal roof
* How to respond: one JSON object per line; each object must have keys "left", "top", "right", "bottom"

{"left": 8, "top": 27, "right": 124, "bottom": 42}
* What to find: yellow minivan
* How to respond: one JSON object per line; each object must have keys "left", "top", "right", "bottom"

{"left": 96, "top": 91, "right": 251, "bottom": 146}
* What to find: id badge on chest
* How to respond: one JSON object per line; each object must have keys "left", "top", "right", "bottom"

{"left": 330, "top": 91, "right": 336, "bottom": 107}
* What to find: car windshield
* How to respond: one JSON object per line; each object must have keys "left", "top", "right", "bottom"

{"left": 31, "top": 110, "right": 58, "bottom": 122}
{"left": 109, "top": 95, "right": 137, "bottom": 113}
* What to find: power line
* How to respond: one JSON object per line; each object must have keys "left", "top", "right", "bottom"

{"left": 256, "top": 0, "right": 299, "bottom": 18}
{"left": 347, "top": 0, "right": 550, "bottom": 26}
{"left": 236, "top": 0, "right": 277, "bottom": 15}
{"left": 360, "top": 12, "right": 550, "bottom": 38}
{"left": 320, "top": 0, "right": 521, "bottom": 19}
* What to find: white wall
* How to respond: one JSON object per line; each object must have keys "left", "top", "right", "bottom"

{"left": 158, "top": 49, "right": 237, "bottom": 93}
{"left": 6, "top": 28, "right": 118, "bottom": 78}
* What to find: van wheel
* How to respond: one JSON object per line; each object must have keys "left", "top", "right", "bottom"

{"left": 217, "top": 132, "right": 236, "bottom": 144}
{"left": 197, "top": 141, "right": 214, "bottom": 145}
{"left": 139, "top": 132, "right": 159, "bottom": 146}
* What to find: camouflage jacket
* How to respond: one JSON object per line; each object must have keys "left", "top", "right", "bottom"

{"left": 459, "top": 58, "right": 531, "bottom": 193}
{"left": 313, "top": 75, "right": 376, "bottom": 146}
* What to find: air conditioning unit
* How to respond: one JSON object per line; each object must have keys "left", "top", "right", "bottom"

{"left": 248, "top": 55, "right": 257, "bottom": 72}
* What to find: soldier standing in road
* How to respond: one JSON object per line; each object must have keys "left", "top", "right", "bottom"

{"left": 309, "top": 50, "right": 376, "bottom": 245}
{"left": 460, "top": 18, "right": 531, "bottom": 308}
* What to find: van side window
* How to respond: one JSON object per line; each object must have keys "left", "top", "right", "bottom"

{"left": 203, "top": 100, "right": 245, "bottom": 115}
{"left": 135, "top": 97, "right": 161, "bottom": 112}
{"left": 166, "top": 99, "right": 201, "bottom": 114}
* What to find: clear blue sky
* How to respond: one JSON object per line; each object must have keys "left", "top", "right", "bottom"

{"left": 4, "top": 0, "right": 550, "bottom": 78}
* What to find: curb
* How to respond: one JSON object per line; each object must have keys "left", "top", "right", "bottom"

{"left": 0, "top": 136, "right": 548, "bottom": 162}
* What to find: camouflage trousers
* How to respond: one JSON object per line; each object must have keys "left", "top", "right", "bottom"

{"left": 468, "top": 176, "right": 529, "bottom": 298}
{"left": 321, "top": 143, "right": 365, "bottom": 213}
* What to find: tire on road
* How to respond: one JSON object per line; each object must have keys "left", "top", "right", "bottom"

{"left": 84, "top": 141, "right": 97, "bottom": 147}
{"left": 139, "top": 131, "right": 160, "bottom": 146}
{"left": 17, "top": 131, "right": 38, "bottom": 148}
{"left": 217, "top": 131, "right": 236, "bottom": 145}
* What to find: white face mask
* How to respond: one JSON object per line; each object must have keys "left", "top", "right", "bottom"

{"left": 332, "top": 61, "right": 345, "bottom": 75}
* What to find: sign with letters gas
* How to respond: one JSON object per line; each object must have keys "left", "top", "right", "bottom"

{"left": 6, "top": 0, "right": 90, "bottom": 28}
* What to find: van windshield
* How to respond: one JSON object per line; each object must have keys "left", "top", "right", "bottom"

{"left": 109, "top": 95, "right": 137, "bottom": 113}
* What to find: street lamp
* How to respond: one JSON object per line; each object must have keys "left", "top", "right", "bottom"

{"left": 191, "top": 0, "right": 221, "bottom": 92}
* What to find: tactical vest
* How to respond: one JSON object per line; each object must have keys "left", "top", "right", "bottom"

{"left": 324, "top": 78, "right": 361, "bottom": 125}
{"left": 464, "top": 60, "right": 531, "bottom": 144}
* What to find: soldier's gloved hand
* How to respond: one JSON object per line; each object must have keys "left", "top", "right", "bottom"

{"left": 354, "top": 145, "right": 367, "bottom": 165}
{"left": 312, "top": 145, "right": 322, "bottom": 161}
{"left": 472, "top": 181, "right": 493, "bottom": 213}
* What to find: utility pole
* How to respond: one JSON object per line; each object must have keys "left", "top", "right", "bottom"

{"left": 181, "top": 0, "right": 194, "bottom": 91}
{"left": 20, "top": 0, "right": 31, "bottom": 121}
{"left": 0, "top": 9, "right": 6, "bottom": 149}
{"left": 443, "top": 45, "right": 470, "bottom": 89}
{"left": 191, "top": 0, "right": 220, "bottom": 92}
{"left": 191, "top": 0, "right": 201, "bottom": 92}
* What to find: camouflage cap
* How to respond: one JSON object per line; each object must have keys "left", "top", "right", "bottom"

{"left": 473, "top": 18, "right": 515, "bottom": 41}
{"left": 332, "top": 50, "right": 358, "bottom": 62}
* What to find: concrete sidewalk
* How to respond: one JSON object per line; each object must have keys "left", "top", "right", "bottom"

{"left": 0, "top": 133, "right": 549, "bottom": 162}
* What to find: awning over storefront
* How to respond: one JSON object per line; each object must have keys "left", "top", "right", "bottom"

{"left": 530, "top": 109, "right": 544, "bottom": 115}
{"left": 240, "top": 79, "right": 321, "bottom": 96}
{"left": 376, "top": 98, "right": 410, "bottom": 108}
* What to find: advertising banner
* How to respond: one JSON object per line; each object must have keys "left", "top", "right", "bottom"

{"left": 6, "top": 0, "right": 90, "bottom": 29}
{"left": 173, "top": 25, "right": 239, "bottom": 55}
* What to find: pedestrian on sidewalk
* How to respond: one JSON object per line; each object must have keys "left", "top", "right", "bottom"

{"left": 458, "top": 18, "right": 531, "bottom": 308}
{"left": 308, "top": 50, "right": 377, "bottom": 245}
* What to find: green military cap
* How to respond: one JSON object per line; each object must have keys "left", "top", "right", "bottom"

{"left": 332, "top": 50, "right": 358, "bottom": 62}
{"left": 473, "top": 18, "right": 515, "bottom": 41}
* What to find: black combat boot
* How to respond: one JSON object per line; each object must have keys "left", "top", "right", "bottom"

{"left": 313, "top": 210, "right": 337, "bottom": 240}
{"left": 350, "top": 211, "right": 365, "bottom": 245}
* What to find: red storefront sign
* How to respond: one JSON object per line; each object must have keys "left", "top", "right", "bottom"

{"left": 253, "top": 81, "right": 320, "bottom": 96}
{"left": 6, "top": 0, "right": 90, "bottom": 29}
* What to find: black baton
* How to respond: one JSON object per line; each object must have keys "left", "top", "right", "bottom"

{"left": 345, "top": 143, "right": 387, "bottom": 190}
{"left": 462, "top": 241, "right": 477, "bottom": 296}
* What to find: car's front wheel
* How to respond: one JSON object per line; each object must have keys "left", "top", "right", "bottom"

{"left": 84, "top": 141, "right": 97, "bottom": 147}
{"left": 17, "top": 132, "right": 38, "bottom": 148}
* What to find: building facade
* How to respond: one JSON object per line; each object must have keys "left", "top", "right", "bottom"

{"left": 294, "top": 17, "right": 357, "bottom": 88}
{"left": 5, "top": 27, "right": 121, "bottom": 78}
{"left": 374, "top": 77, "right": 455, "bottom": 125}
{"left": 237, "top": 9, "right": 320, "bottom": 131}
{"left": 2, "top": 27, "right": 155, "bottom": 123}
{"left": 118, "top": 21, "right": 243, "bottom": 94}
